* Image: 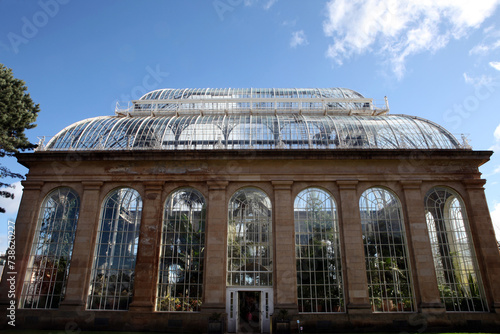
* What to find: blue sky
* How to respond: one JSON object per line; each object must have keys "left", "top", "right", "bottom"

{"left": 1, "top": 0, "right": 500, "bottom": 251}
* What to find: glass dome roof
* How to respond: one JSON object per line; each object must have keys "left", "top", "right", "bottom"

{"left": 39, "top": 88, "right": 462, "bottom": 151}
{"left": 43, "top": 114, "right": 461, "bottom": 151}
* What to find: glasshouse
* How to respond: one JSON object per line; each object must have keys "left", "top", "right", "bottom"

{"left": 1, "top": 87, "right": 499, "bottom": 333}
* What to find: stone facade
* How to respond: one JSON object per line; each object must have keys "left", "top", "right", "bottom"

{"left": 1, "top": 149, "right": 499, "bottom": 333}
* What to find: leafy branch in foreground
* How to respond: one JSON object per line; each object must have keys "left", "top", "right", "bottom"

{"left": 0, "top": 63, "right": 39, "bottom": 213}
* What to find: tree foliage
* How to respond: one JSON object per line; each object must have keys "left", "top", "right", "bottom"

{"left": 0, "top": 64, "right": 39, "bottom": 213}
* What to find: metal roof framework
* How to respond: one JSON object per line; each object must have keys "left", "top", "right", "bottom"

{"left": 42, "top": 114, "right": 461, "bottom": 151}
{"left": 39, "top": 88, "right": 462, "bottom": 151}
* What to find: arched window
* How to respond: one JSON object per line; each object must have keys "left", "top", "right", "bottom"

{"left": 227, "top": 188, "right": 272, "bottom": 287}
{"left": 360, "top": 187, "right": 414, "bottom": 312}
{"left": 294, "top": 188, "right": 344, "bottom": 313}
{"left": 20, "top": 187, "right": 80, "bottom": 309}
{"left": 156, "top": 188, "right": 206, "bottom": 312}
{"left": 425, "top": 187, "right": 488, "bottom": 312}
{"left": 87, "top": 188, "right": 142, "bottom": 310}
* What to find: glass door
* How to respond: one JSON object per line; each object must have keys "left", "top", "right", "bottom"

{"left": 226, "top": 288, "right": 273, "bottom": 333}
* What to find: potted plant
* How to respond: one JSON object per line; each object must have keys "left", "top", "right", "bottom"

{"left": 208, "top": 312, "right": 224, "bottom": 334}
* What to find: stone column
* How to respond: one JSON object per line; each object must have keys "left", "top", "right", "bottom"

{"left": 463, "top": 179, "right": 500, "bottom": 313}
{"left": 272, "top": 181, "right": 296, "bottom": 310}
{"left": 337, "top": 180, "right": 370, "bottom": 313}
{"left": 0, "top": 181, "right": 43, "bottom": 310}
{"left": 202, "top": 181, "right": 229, "bottom": 313}
{"left": 400, "top": 181, "right": 444, "bottom": 312}
{"left": 129, "top": 181, "right": 163, "bottom": 312}
{"left": 60, "top": 181, "right": 103, "bottom": 310}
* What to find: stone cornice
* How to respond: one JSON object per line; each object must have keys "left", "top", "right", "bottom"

{"left": 16, "top": 149, "right": 493, "bottom": 167}
{"left": 463, "top": 179, "right": 487, "bottom": 189}
{"left": 20, "top": 180, "right": 44, "bottom": 190}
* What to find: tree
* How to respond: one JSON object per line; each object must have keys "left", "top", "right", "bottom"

{"left": 0, "top": 64, "right": 39, "bottom": 213}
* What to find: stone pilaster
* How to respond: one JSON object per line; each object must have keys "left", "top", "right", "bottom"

{"left": 400, "top": 181, "right": 444, "bottom": 312}
{"left": 272, "top": 181, "right": 296, "bottom": 310}
{"left": 0, "top": 181, "right": 44, "bottom": 310}
{"left": 463, "top": 179, "right": 500, "bottom": 313}
{"left": 60, "top": 181, "right": 103, "bottom": 310}
{"left": 337, "top": 180, "right": 370, "bottom": 313}
{"left": 202, "top": 180, "right": 229, "bottom": 312}
{"left": 129, "top": 181, "right": 164, "bottom": 312}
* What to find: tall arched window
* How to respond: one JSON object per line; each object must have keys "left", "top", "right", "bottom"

{"left": 20, "top": 187, "right": 80, "bottom": 309}
{"left": 425, "top": 187, "right": 488, "bottom": 312}
{"left": 294, "top": 188, "right": 344, "bottom": 313}
{"left": 227, "top": 188, "right": 272, "bottom": 287}
{"left": 156, "top": 188, "right": 206, "bottom": 312}
{"left": 87, "top": 188, "right": 142, "bottom": 310}
{"left": 360, "top": 187, "right": 414, "bottom": 312}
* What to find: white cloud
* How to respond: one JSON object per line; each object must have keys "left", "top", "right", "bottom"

{"left": 463, "top": 72, "right": 494, "bottom": 87}
{"left": 490, "top": 123, "right": 500, "bottom": 151}
{"left": 290, "top": 30, "right": 308, "bottom": 48}
{"left": 0, "top": 181, "right": 23, "bottom": 215}
{"left": 469, "top": 40, "right": 500, "bottom": 55}
{"left": 263, "top": 0, "right": 277, "bottom": 10}
{"left": 490, "top": 202, "right": 500, "bottom": 241}
{"left": 282, "top": 19, "right": 297, "bottom": 27}
{"left": 469, "top": 26, "right": 500, "bottom": 55}
{"left": 495, "top": 123, "right": 500, "bottom": 141}
{"left": 323, "top": 0, "right": 500, "bottom": 79}
{"left": 244, "top": 0, "right": 277, "bottom": 10}
{"left": 490, "top": 61, "right": 500, "bottom": 70}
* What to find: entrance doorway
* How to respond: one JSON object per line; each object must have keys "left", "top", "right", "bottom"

{"left": 226, "top": 288, "right": 273, "bottom": 333}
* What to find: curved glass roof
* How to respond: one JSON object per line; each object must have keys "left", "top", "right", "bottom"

{"left": 140, "top": 87, "right": 365, "bottom": 100}
{"left": 115, "top": 87, "right": 388, "bottom": 115}
{"left": 42, "top": 114, "right": 461, "bottom": 151}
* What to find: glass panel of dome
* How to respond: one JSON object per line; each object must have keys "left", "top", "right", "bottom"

{"left": 104, "top": 118, "right": 142, "bottom": 149}
{"left": 76, "top": 118, "right": 109, "bottom": 149}
{"left": 251, "top": 116, "right": 275, "bottom": 149}
{"left": 55, "top": 121, "right": 88, "bottom": 150}
{"left": 176, "top": 116, "right": 197, "bottom": 149}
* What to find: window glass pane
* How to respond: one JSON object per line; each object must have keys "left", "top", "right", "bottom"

{"left": 360, "top": 187, "right": 414, "bottom": 313}
{"left": 87, "top": 188, "right": 142, "bottom": 310}
{"left": 425, "top": 187, "right": 488, "bottom": 312}
{"left": 227, "top": 188, "right": 272, "bottom": 287}
{"left": 294, "top": 188, "right": 344, "bottom": 313}
{"left": 20, "top": 187, "right": 80, "bottom": 309}
{"left": 156, "top": 188, "right": 206, "bottom": 312}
